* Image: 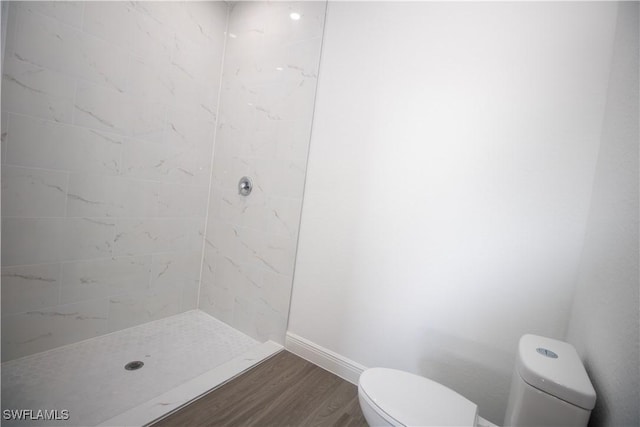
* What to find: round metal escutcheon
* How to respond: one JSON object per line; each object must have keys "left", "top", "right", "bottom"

{"left": 238, "top": 176, "right": 253, "bottom": 196}
{"left": 124, "top": 360, "right": 144, "bottom": 371}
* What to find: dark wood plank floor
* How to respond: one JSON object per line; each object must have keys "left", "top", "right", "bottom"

{"left": 151, "top": 350, "right": 368, "bottom": 427}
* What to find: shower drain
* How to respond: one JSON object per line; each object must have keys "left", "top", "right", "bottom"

{"left": 124, "top": 360, "right": 144, "bottom": 371}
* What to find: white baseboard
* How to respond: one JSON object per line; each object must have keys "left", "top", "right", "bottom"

{"left": 285, "top": 332, "right": 366, "bottom": 385}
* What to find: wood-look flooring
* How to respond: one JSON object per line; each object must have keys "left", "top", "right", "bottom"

{"left": 151, "top": 350, "right": 368, "bottom": 427}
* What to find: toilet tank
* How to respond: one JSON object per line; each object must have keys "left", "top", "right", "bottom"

{"left": 504, "top": 335, "right": 596, "bottom": 427}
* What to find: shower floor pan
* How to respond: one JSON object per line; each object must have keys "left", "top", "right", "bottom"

{"left": 1, "top": 310, "right": 282, "bottom": 426}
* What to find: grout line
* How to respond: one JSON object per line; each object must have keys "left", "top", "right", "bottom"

{"left": 3, "top": 108, "right": 11, "bottom": 165}
{"left": 1, "top": 215, "right": 207, "bottom": 220}
{"left": 55, "top": 261, "right": 63, "bottom": 306}
{"left": 71, "top": 76, "right": 78, "bottom": 125}
{"left": 2, "top": 250, "right": 190, "bottom": 270}
{"left": 62, "top": 171, "right": 71, "bottom": 218}
{"left": 196, "top": 3, "right": 231, "bottom": 310}
{"left": 79, "top": 0, "right": 86, "bottom": 31}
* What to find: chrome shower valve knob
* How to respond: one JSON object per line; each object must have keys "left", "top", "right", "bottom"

{"left": 238, "top": 176, "right": 253, "bottom": 196}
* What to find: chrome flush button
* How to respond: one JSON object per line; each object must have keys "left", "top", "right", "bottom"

{"left": 536, "top": 348, "right": 558, "bottom": 358}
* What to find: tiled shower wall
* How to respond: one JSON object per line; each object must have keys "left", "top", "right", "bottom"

{"left": 1, "top": 1, "right": 228, "bottom": 361}
{"left": 198, "top": 1, "right": 326, "bottom": 343}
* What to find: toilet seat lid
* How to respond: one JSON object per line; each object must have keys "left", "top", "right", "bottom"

{"left": 359, "top": 368, "right": 478, "bottom": 426}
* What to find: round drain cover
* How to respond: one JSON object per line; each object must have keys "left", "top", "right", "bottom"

{"left": 124, "top": 360, "right": 144, "bottom": 371}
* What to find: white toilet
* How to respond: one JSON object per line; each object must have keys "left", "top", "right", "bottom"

{"left": 358, "top": 334, "right": 596, "bottom": 427}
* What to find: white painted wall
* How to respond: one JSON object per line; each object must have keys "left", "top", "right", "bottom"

{"left": 566, "top": 3, "right": 639, "bottom": 427}
{"left": 288, "top": 2, "right": 619, "bottom": 424}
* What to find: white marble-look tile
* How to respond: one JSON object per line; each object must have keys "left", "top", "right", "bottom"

{"left": 1, "top": 0, "right": 236, "bottom": 361}
{"left": 240, "top": 227, "right": 296, "bottom": 277}
{"left": 149, "top": 251, "right": 202, "bottom": 310}
{"left": 251, "top": 156, "right": 307, "bottom": 199}
{"left": 1, "top": 54, "right": 75, "bottom": 123}
{"left": 150, "top": 251, "right": 200, "bottom": 291}
{"left": 122, "top": 140, "right": 212, "bottom": 188}
{"left": 254, "top": 298, "right": 288, "bottom": 344}
{"left": 224, "top": 39, "right": 321, "bottom": 96}
{"left": 155, "top": 183, "right": 208, "bottom": 218}
{"left": 210, "top": 185, "right": 270, "bottom": 232}
{"left": 50, "top": 299, "right": 108, "bottom": 347}
{"left": 211, "top": 152, "right": 250, "bottom": 189}
{"left": 61, "top": 218, "right": 116, "bottom": 262}
{"left": 199, "top": 246, "right": 216, "bottom": 285}
{"left": 172, "top": 1, "right": 228, "bottom": 49}
{"left": 66, "top": 174, "right": 167, "bottom": 218}
{"left": 73, "top": 81, "right": 128, "bottom": 134}
{"left": 13, "top": 4, "right": 130, "bottom": 92}
{"left": 182, "top": 279, "right": 200, "bottom": 312}
{"left": 66, "top": 174, "right": 123, "bottom": 218}
{"left": 118, "top": 179, "right": 164, "bottom": 218}
{"left": 262, "top": 1, "right": 327, "bottom": 44}
{"left": 113, "top": 218, "right": 204, "bottom": 257}
{"left": 234, "top": 263, "right": 264, "bottom": 305}
{"left": 23, "top": 1, "right": 85, "bottom": 28}
{"left": 1, "top": 218, "right": 115, "bottom": 266}
{"left": 60, "top": 256, "right": 152, "bottom": 304}
{"left": 4, "top": 114, "right": 123, "bottom": 175}
{"left": 1, "top": 263, "right": 61, "bottom": 315}
{"left": 231, "top": 295, "right": 258, "bottom": 339}
{"left": 74, "top": 81, "right": 166, "bottom": 142}
{"left": 229, "top": 1, "right": 325, "bottom": 46}
{"left": 226, "top": 2, "right": 268, "bottom": 47}
{"left": 255, "top": 42, "right": 322, "bottom": 122}
{"left": 126, "top": 56, "right": 174, "bottom": 105}
{"left": 216, "top": 81, "right": 260, "bottom": 131}
{"left": 204, "top": 219, "right": 249, "bottom": 265}
{"left": 261, "top": 269, "right": 294, "bottom": 320}
{"left": 129, "top": 4, "right": 176, "bottom": 61}
{"left": 1, "top": 298, "right": 109, "bottom": 362}
{"left": 2, "top": 218, "right": 64, "bottom": 266}
{"left": 197, "top": 1, "right": 325, "bottom": 344}
{"left": 167, "top": 58, "right": 219, "bottom": 122}
{"left": 164, "top": 106, "right": 216, "bottom": 151}
{"left": 218, "top": 254, "right": 259, "bottom": 297}
{"left": 107, "top": 288, "right": 182, "bottom": 332}
{"left": 1, "top": 311, "right": 56, "bottom": 362}
{"left": 122, "top": 138, "right": 188, "bottom": 184}
{"left": 266, "top": 196, "right": 303, "bottom": 238}
{"left": 231, "top": 84, "right": 317, "bottom": 134}
{"left": 211, "top": 122, "right": 250, "bottom": 160}
{"left": 2, "top": 3, "right": 19, "bottom": 62}
{"left": 131, "top": 1, "right": 179, "bottom": 36}
{"left": 82, "top": 2, "right": 137, "bottom": 50}
{"left": 199, "top": 279, "right": 235, "bottom": 325}
{"left": 275, "top": 118, "right": 314, "bottom": 162}
{"left": 170, "top": 32, "right": 223, "bottom": 92}
{"left": 1, "top": 165, "right": 69, "bottom": 218}
{"left": 246, "top": 128, "right": 279, "bottom": 160}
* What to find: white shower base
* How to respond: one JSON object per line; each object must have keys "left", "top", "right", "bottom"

{"left": 1, "top": 310, "right": 281, "bottom": 426}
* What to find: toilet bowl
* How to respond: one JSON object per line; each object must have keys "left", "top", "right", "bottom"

{"left": 358, "top": 368, "right": 495, "bottom": 427}
{"left": 357, "top": 335, "right": 596, "bottom": 427}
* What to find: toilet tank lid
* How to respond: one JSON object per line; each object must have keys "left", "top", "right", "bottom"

{"left": 359, "top": 368, "right": 478, "bottom": 426}
{"left": 517, "top": 334, "right": 596, "bottom": 410}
